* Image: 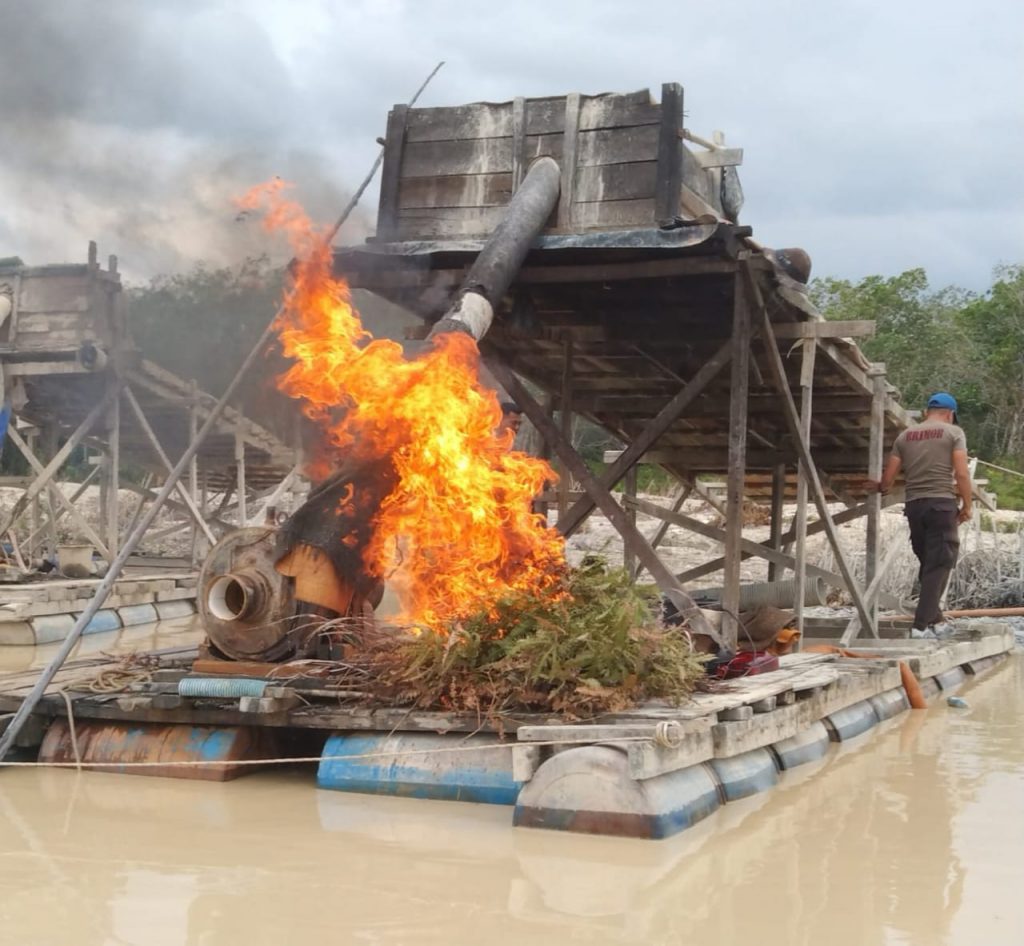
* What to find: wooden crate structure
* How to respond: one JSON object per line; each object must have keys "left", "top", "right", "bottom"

{"left": 0, "top": 255, "right": 127, "bottom": 357}
{"left": 376, "top": 83, "right": 742, "bottom": 241}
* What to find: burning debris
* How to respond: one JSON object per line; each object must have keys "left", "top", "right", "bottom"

{"left": 240, "top": 180, "right": 566, "bottom": 634}
{"left": 345, "top": 562, "right": 708, "bottom": 718}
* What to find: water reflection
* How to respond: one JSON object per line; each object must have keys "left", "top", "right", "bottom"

{"left": 0, "top": 657, "right": 1019, "bottom": 945}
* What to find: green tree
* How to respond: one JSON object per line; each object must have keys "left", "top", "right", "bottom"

{"left": 957, "top": 265, "right": 1024, "bottom": 462}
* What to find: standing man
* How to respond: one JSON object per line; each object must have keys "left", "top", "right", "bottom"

{"left": 870, "top": 392, "right": 973, "bottom": 636}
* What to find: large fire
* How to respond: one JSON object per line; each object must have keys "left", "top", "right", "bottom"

{"left": 239, "top": 181, "right": 566, "bottom": 632}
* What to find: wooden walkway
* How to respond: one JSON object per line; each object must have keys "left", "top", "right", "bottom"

{"left": 0, "top": 627, "right": 1012, "bottom": 767}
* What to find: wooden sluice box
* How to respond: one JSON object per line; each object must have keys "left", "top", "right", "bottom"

{"left": 0, "top": 627, "right": 1014, "bottom": 839}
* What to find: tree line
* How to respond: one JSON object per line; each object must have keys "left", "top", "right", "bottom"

{"left": 123, "top": 259, "right": 1024, "bottom": 506}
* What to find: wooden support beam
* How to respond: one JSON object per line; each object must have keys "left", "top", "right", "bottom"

{"left": 627, "top": 496, "right": 889, "bottom": 606}
{"left": 772, "top": 320, "right": 876, "bottom": 339}
{"left": 840, "top": 530, "right": 906, "bottom": 646}
{"left": 557, "top": 338, "right": 733, "bottom": 538}
{"left": 487, "top": 359, "right": 722, "bottom": 645}
{"left": 767, "top": 463, "right": 786, "bottom": 582}
{"left": 23, "top": 464, "right": 102, "bottom": 551}
{"left": 5, "top": 426, "right": 111, "bottom": 561}
{"left": 742, "top": 265, "right": 876, "bottom": 634}
{"left": 642, "top": 483, "right": 692, "bottom": 576}
{"left": 674, "top": 492, "right": 903, "bottom": 591}
{"left": 794, "top": 338, "right": 817, "bottom": 640}
{"left": 122, "top": 387, "right": 217, "bottom": 546}
{"left": 722, "top": 273, "right": 751, "bottom": 649}
{"left": 0, "top": 384, "right": 119, "bottom": 538}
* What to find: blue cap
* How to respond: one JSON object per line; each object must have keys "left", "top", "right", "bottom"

{"left": 927, "top": 392, "right": 958, "bottom": 412}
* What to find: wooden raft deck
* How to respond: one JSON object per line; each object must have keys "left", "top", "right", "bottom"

{"left": 0, "top": 627, "right": 1013, "bottom": 767}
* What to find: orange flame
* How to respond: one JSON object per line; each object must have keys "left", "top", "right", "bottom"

{"left": 239, "top": 181, "right": 565, "bottom": 632}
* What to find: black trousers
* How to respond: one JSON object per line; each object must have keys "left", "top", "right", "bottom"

{"left": 904, "top": 497, "right": 960, "bottom": 628}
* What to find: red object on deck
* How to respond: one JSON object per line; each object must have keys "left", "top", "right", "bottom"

{"left": 715, "top": 651, "right": 780, "bottom": 679}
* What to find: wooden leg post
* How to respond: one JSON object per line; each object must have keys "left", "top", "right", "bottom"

{"left": 487, "top": 359, "right": 722, "bottom": 646}
{"left": 624, "top": 465, "right": 638, "bottom": 577}
{"left": 106, "top": 392, "right": 120, "bottom": 560}
{"left": 722, "top": 274, "right": 751, "bottom": 651}
{"left": 557, "top": 335, "right": 574, "bottom": 523}
{"left": 794, "top": 338, "right": 817, "bottom": 642}
{"left": 865, "top": 367, "right": 887, "bottom": 637}
{"left": 235, "top": 421, "right": 247, "bottom": 526}
{"left": 767, "top": 463, "right": 786, "bottom": 581}
{"left": 742, "top": 264, "right": 876, "bottom": 633}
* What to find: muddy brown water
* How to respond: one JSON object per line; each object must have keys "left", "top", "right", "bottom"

{"left": 0, "top": 625, "right": 1021, "bottom": 945}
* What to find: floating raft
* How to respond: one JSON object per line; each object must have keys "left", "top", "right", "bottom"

{"left": 0, "top": 626, "right": 1014, "bottom": 838}
{"left": 0, "top": 572, "right": 197, "bottom": 645}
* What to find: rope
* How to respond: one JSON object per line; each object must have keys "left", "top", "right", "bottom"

{"left": 0, "top": 734, "right": 657, "bottom": 771}
{"left": 87, "top": 667, "right": 154, "bottom": 694}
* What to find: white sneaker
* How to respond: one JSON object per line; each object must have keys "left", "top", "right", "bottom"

{"left": 910, "top": 627, "right": 936, "bottom": 639}
{"left": 931, "top": 622, "right": 957, "bottom": 639}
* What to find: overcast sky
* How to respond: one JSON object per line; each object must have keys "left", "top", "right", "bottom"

{"left": 1, "top": 0, "right": 1021, "bottom": 289}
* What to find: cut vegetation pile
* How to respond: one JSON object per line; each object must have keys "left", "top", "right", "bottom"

{"left": 362, "top": 562, "right": 707, "bottom": 719}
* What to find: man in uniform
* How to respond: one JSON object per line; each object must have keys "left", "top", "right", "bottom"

{"left": 870, "top": 392, "right": 973, "bottom": 636}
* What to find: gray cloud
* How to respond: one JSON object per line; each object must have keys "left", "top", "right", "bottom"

{"left": 1, "top": 0, "right": 1021, "bottom": 288}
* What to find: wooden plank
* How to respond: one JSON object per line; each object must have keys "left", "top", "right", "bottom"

{"left": 572, "top": 199, "right": 656, "bottom": 229}
{"left": 395, "top": 206, "right": 508, "bottom": 239}
{"left": 722, "top": 271, "right": 751, "bottom": 648}
{"left": 575, "top": 124, "right": 660, "bottom": 168}
{"left": 397, "top": 172, "right": 514, "bottom": 209}
{"left": 690, "top": 147, "right": 744, "bottom": 169}
{"left": 376, "top": 104, "right": 409, "bottom": 242}
{"left": 573, "top": 161, "right": 658, "bottom": 203}
{"left": 773, "top": 320, "right": 877, "bottom": 339}
{"left": 401, "top": 91, "right": 659, "bottom": 144}
{"left": 400, "top": 133, "right": 562, "bottom": 177}
{"left": 655, "top": 82, "right": 684, "bottom": 224}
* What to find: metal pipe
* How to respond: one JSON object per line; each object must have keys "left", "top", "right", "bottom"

{"left": 0, "top": 62, "right": 446, "bottom": 764}
{"left": 693, "top": 577, "right": 829, "bottom": 611}
{"left": 429, "top": 156, "right": 561, "bottom": 341}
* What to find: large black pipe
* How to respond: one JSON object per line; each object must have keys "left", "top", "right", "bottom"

{"left": 429, "top": 156, "right": 560, "bottom": 340}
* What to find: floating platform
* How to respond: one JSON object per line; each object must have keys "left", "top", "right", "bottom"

{"left": 0, "top": 626, "right": 1014, "bottom": 840}
{"left": 0, "top": 572, "right": 197, "bottom": 645}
